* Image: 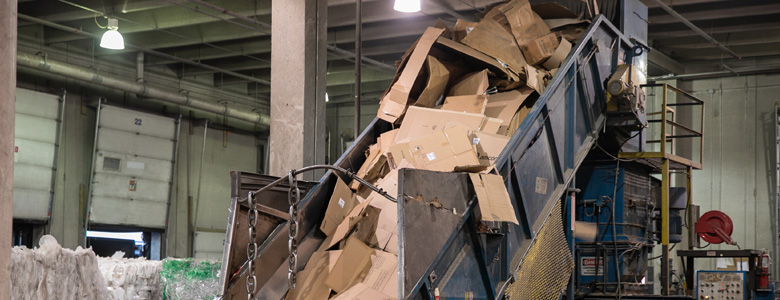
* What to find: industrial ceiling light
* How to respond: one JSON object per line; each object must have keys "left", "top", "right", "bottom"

{"left": 100, "top": 18, "right": 125, "bottom": 50}
{"left": 394, "top": 0, "right": 421, "bottom": 13}
{"left": 325, "top": 92, "right": 330, "bottom": 102}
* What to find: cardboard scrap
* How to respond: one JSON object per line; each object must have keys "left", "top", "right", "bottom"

{"left": 542, "top": 38, "right": 571, "bottom": 70}
{"left": 434, "top": 37, "right": 517, "bottom": 83}
{"left": 362, "top": 250, "right": 398, "bottom": 298}
{"left": 453, "top": 19, "right": 478, "bottom": 42}
{"left": 352, "top": 205, "right": 381, "bottom": 249}
{"left": 485, "top": 88, "right": 534, "bottom": 134}
{"left": 331, "top": 283, "right": 394, "bottom": 300}
{"left": 442, "top": 95, "right": 489, "bottom": 114}
{"left": 367, "top": 195, "right": 399, "bottom": 254}
{"left": 448, "top": 69, "right": 489, "bottom": 96}
{"left": 401, "top": 125, "right": 480, "bottom": 172}
{"left": 470, "top": 131, "right": 510, "bottom": 168}
{"left": 469, "top": 173, "right": 519, "bottom": 224}
{"left": 327, "top": 199, "right": 373, "bottom": 249}
{"left": 415, "top": 55, "right": 450, "bottom": 108}
{"left": 321, "top": 177, "right": 358, "bottom": 237}
{"left": 325, "top": 237, "right": 375, "bottom": 293}
{"left": 480, "top": 117, "right": 503, "bottom": 135}
{"left": 378, "top": 129, "right": 399, "bottom": 154}
{"left": 462, "top": 7, "right": 529, "bottom": 74}
{"left": 350, "top": 144, "right": 387, "bottom": 190}
{"left": 377, "top": 27, "right": 445, "bottom": 123}
{"left": 506, "top": 96, "right": 536, "bottom": 136}
{"left": 394, "top": 106, "right": 497, "bottom": 143}
{"left": 502, "top": 0, "right": 551, "bottom": 44}
{"left": 327, "top": 250, "right": 343, "bottom": 273}
{"left": 286, "top": 251, "right": 333, "bottom": 300}
{"left": 521, "top": 32, "right": 560, "bottom": 66}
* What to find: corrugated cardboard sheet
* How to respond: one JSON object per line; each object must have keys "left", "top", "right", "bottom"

{"left": 470, "top": 173, "right": 520, "bottom": 224}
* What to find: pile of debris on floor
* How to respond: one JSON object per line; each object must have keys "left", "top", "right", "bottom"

{"left": 288, "top": 0, "right": 589, "bottom": 299}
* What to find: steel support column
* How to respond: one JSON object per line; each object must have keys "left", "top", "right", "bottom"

{"left": 0, "top": 1, "right": 17, "bottom": 298}
{"left": 269, "top": 0, "right": 328, "bottom": 180}
{"left": 661, "top": 158, "right": 670, "bottom": 295}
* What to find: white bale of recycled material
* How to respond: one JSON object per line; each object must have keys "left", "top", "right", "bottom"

{"left": 10, "top": 235, "right": 110, "bottom": 300}
{"left": 97, "top": 252, "right": 163, "bottom": 300}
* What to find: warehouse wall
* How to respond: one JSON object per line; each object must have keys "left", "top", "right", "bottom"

{"left": 168, "top": 120, "right": 262, "bottom": 258}
{"left": 685, "top": 74, "right": 778, "bottom": 271}
{"left": 325, "top": 102, "right": 379, "bottom": 164}
{"left": 15, "top": 78, "right": 263, "bottom": 258}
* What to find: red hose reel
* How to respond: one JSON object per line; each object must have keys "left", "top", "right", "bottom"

{"left": 694, "top": 210, "right": 737, "bottom": 245}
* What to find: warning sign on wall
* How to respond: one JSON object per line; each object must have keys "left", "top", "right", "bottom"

{"left": 129, "top": 180, "right": 137, "bottom": 191}
{"left": 580, "top": 257, "right": 604, "bottom": 276}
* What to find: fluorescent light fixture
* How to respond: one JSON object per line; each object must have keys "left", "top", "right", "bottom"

{"left": 325, "top": 92, "right": 329, "bottom": 102}
{"left": 394, "top": 0, "right": 421, "bottom": 13}
{"left": 100, "top": 18, "right": 125, "bottom": 50}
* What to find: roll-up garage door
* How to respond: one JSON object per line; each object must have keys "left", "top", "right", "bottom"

{"left": 87, "top": 104, "right": 179, "bottom": 229}
{"left": 13, "top": 88, "right": 64, "bottom": 221}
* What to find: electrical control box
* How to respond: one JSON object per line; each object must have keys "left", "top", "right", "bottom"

{"left": 696, "top": 270, "right": 747, "bottom": 300}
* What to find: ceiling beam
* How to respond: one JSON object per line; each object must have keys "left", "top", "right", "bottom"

{"left": 640, "top": 0, "right": 731, "bottom": 8}
{"left": 649, "top": 19, "right": 780, "bottom": 39}
{"left": 45, "top": 0, "right": 270, "bottom": 44}
{"left": 654, "top": 29, "right": 780, "bottom": 50}
{"left": 180, "top": 41, "right": 407, "bottom": 76}
{"left": 648, "top": 2, "right": 780, "bottom": 26}
{"left": 18, "top": 0, "right": 171, "bottom": 24}
{"left": 663, "top": 42, "right": 780, "bottom": 61}
{"left": 646, "top": 0, "right": 740, "bottom": 59}
{"left": 146, "top": 17, "right": 432, "bottom": 66}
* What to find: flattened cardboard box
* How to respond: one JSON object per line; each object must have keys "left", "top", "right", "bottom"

{"left": 453, "top": 19, "right": 478, "bottom": 42}
{"left": 415, "top": 55, "right": 450, "bottom": 108}
{"left": 325, "top": 237, "right": 375, "bottom": 294}
{"left": 286, "top": 251, "right": 332, "bottom": 300}
{"left": 367, "top": 194, "right": 400, "bottom": 254}
{"left": 502, "top": 0, "right": 551, "bottom": 44}
{"left": 434, "top": 37, "right": 517, "bottom": 83}
{"left": 321, "top": 177, "right": 358, "bottom": 236}
{"left": 448, "top": 69, "right": 489, "bottom": 97}
{"left": 470, "top": 131, "right": 510, "bottom": 168}
{"left": 394, "top": 106, "right": 497, "bottom": 143}
{"left": 485, "top": 88, "right": 534, "bottom": 134}
{"left": 363, "top": 250, "right": 398, "bottom": 298}
{"left": 469, "top": 173, "right": 519, "bottom": 224}
{"left": 542, "top": 38, "right": 571, "bottom": 70}
{"left": 377, "top": 27, "right": 445, "bottom": 123}
{"left": 350, "top": 144, "right": 387, "bottom": 190}
{"left": 326, "top": 199, "right": 373, "bottom": 249}
{"left": 461, "top": 6, "right": 529, "bottom": 75}
{"left": 442, "top": 95, "right": 488, "bottom": 114}
{"left": 404, "top": 125, "right": 480, "bottom": 172}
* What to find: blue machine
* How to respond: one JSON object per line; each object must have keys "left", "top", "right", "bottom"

{"left": 574, "top": 162, "right": 660, "bottom": 295}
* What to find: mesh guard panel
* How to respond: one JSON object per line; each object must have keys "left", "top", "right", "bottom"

{"left": 506, "top": 199, "right": 574, "bottom": 300}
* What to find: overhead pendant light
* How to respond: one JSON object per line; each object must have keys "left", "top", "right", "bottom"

{"left": 100, "top": 18, "right": 125, "bottom": 50}
{"left": 394, "top": 0, "right": 421, "bottom": 13}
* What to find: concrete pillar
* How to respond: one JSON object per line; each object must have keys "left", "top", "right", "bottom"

{"left": 269, "top": 0, "right": 328, "bottom": 180}
{"left": 0, "top": 0, "right": 17, "bottom": 298}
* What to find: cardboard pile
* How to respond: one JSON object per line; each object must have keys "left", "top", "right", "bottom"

{"left": 289, "top": 1, "right": 589, "bottom": 298}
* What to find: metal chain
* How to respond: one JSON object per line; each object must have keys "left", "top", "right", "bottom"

{"left": 287, "top": 170, "right": 301, "bottom": 290}
{"left": 245, "top": 191, "right": 259, "bottom": 300}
